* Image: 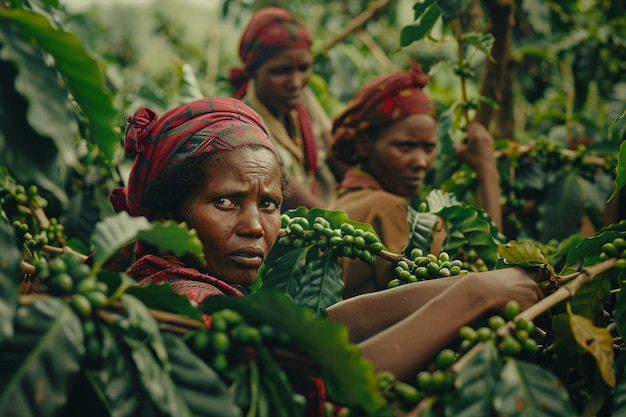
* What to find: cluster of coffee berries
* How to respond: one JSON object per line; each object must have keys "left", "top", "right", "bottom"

{"left": 600, "top": 237, "right": 626, "bottom": 270}
{"left": 33, "top": 252, "right": 107, "bottom": 318}
{"left": 376, "top": 371, "right": 423, "bottom": 411}
{"left": 189, "top": 308, "right": 293, "bottom": 374}
{"left": 387, "top": 249, "right": 469, "bottom": 288}
{"left": 276, "top": 215, "right": 384, "bottom": 265}
{"left": 457, "top": 300, "right": 539, "bottom": 358}
{"left": 414, "top": 348, "right": 457, "bottom": 397}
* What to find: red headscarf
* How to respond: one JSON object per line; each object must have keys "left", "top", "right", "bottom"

{"left": 330, "top": 63, "right": 437, "bottom": 165}
{"left": 228, "top": 7, "right": 312, "bottom": 100}
{"left": 108, "top": 97, "right": 277, "bottom": 218}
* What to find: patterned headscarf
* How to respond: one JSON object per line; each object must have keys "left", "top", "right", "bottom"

{"left": 330, "top": 63, "right": 437, "bottom": 165}
{"left": 108, "top": 97, "right": 277, "bottom": 218}
{"left": 228, "top": 7, "right": 312, "bottom": 99}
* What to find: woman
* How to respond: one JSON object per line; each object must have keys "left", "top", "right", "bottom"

{"left": 108, "top": 97, "right": 540, "bottom": 385}
{"left": 108, "top": 97, "right": 285, "bottom": 303}
{"left": 329, "top": 63, "right": 503, "bottom": 299}
{"left": 228, "top": 7, "right": 342, "bottom": 210}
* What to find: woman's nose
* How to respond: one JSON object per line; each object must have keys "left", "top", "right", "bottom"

{"left": 238, "top": 206, "right": 264, "bottom": 237}
{"left": 410, "top": 149, "right": 430, "bottom": 169}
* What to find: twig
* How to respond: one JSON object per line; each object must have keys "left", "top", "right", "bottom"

{"left": 323, "top": 0, "right": 392, "bottom": 50}
{"left": 355, "top": 29, "right": 400, "bottom": 73}
{"left": 451, "top": 257, "right": 617, "bottom": 373}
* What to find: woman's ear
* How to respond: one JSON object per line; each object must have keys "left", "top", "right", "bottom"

{"left": 354, "top": 135, "right": 372, "bottom": 158}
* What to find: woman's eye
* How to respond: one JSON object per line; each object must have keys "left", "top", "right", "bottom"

{"left": 214, "top": 197, "right": 236, "bottom": 208}
{"left": 261, "top": 200, "right": 279, "bottom": 210}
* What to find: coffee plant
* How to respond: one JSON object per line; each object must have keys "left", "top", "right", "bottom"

{"left": 2, "top": 0, "right": 626, "bottom": 416}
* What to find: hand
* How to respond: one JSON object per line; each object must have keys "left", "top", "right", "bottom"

{"left": 453, "top": 122, "right": 497, "bottom": 173}
{"left": 469, "top": 267, "right": 544, "bottom": 313}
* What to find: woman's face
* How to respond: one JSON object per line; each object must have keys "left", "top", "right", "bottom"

{"left": 252, "top": 48, "right": 313, "bottom": 118}
{"left": 178, "top": 146, "right": 283, "bottom": 286}
{"left": 357, "top": 113, "right": 438, "bottom": 198}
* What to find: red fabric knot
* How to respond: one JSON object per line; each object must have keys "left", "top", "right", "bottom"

{"left": 124, "top": 107, "right": 158, "bottom": 157}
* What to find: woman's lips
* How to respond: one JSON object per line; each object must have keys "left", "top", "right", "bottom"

{"left": 402, "top": 177, "right": 424, "bottom": 188}
{"left": 229, "top": 248, "right": 265, "bottom": 268}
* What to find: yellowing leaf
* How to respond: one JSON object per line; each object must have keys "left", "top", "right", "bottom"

{"left": 570, "top": 313, "right": 615, "bottom": 387}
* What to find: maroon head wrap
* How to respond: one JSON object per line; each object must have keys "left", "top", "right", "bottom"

{"left": 228, "top": 7, "right": 312, "bottom": 99}
{"left": 330, "top": 63, "right": 437, "bottom": 165}
{"left": 108, "top": 97, "right": 277, "bottom": 218}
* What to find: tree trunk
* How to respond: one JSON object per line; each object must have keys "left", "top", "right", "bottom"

{"left": 475, "top": 0, "right": 516, "bottom": 140}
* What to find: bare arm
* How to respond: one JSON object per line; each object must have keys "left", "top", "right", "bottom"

{"left": 327, "top": 267, "right": 542, "bottom": 381}
{"left": 454, "top": 122, "right": 503, "bottom": 231}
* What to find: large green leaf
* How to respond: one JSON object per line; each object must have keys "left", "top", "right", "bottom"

{"left": 0, "top": 298, "right": 84, "bottom": 417}
{"left": 403, "top": 205, "right": 438, "bottom": 257}
{"left": 258, "top": 247, "right": 308, "bottom": 297}
{"left": 292, "top": 249, "right": 343, "bottom": 317}
{"left": 117, "top": 294, "right": 191, "bottom": 417}
{"left": 0, "top": 222, "right": 20, "bottom": 345}
{"left": 400, "top": 0, "right": 440, "bottom": 47}
{"left": 562, "top": 227, "right": 626, "bottom": 273}
{"left": 0, "top": 8, "right": 119, "bottom": 161}
{"left": 0, "top": 34, "right": 69, "bottom": 204}
{"left": 126, "top": 281, "right": 204, "bottom": 321}
{"left": 90, "top": 211, "right": 151, "bottom": 268}
{"left": 496, "top": 239, "right": 556, "bottom": 276}
{"left": 536, "top": 168, "right": 586, "bottom": 242}
{"left": 200, "top": 290, "right": 390, "bottom": 416}
{"left": 608, "top": 139, "right": 626, "bottom": 203}
{"left": 444, "top": 343, "right": 501, "bottom": 417}
{"left": 493, "top": 359, "right": 576, "bottom": 416}
{"left": 64, "top": 323, "right": 149, "bottom": 417}
{"left": 162, "top": 332, "right": 242, "bottom": 417}
{"left": 91, "top": 212, "right": 204, "bottom": 269}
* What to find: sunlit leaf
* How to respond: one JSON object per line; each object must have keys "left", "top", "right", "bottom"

{"left": 400, "top": 2, "right": 440, "bottom": 47}
{"left": 493, "top": 359, "right": 576, "bottom": 416}
{"left": 496, "top": 239, "right": 555, "bottom": 275}
{"left": 90, "top": 211, "right": 151, "bottom": 268}
{"left": 570, "top": 313, "right": 615, "bottom": 387}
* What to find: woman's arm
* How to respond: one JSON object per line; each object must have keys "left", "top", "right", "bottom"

{"left": 327, "top": 267, "right": 542, "bottom": 381}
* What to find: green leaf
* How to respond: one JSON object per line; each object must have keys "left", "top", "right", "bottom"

{"left": 136, "top": 221, "right": 205, "bottom": 264}
{"left": 496, "top": 239, "right": 556, "bottom": 275}
{"left": 562, "top": 227, "right": 626, "bottom": 272}
{"left": 65, "top": 323, "right": 149, "bottom": 417}
{"left": 403, "top": 205, "right": 437, "bottom": 257}
{"left": 258, "top": 247, "right": 308, "bottom": 298}
{"left": 493, "top": 359, "right": 576, "bottom": 416}
{"left": 291, "top": 249, "right": 344, "bottom": 317}
{"left": 117, "top": 294, "right": 191, "bottom": 417}
{"left": 0, "top": 223, "right": 20, "bottom": 345}
{"left": 570, "top": 313, "right": 615, "bottom": 387}
{"left": 436, "top": 0, "right": 473, "bottom": 25}
{"left": 90, "top": 211, "right": 151, "bottom": 268}
{"left": 177, "top": 62, "right": 204, "bottom": 103}
{"left": 126, "top": 281, "right": 204, "bottom": 321}
{"left": 257, "top": 346, "right": 301, "bottom": 417}
{"left": 536, "top": 171, "right": 586, "bottom": 242}
{"left": 0, "top": 34, "right": 70, "bottom": 204}
{"left": 400, "top": 1, "right": 441, "bottom": 47}
{"left": 608, "top": 139, "right": 626, "bottom": 203}
{"left": 163, "top": 332, "right": 242, "bottom": 417}
{"left": 200, "top": 290, "right": 390, "bottom": 416}
{"left": 461, "top": 31, "right": 495, "bottom": 63}
{"left": 0, "top": 298, "right": 84, "bottom": 417}
{"left": 570, "top": 275, "right": 611, "bottom": 324}
{"left": 444, "top": 343, "right": 501, "bottom": 417}
{"left": 0, "top": 9, "right": 120, "bottom": 161}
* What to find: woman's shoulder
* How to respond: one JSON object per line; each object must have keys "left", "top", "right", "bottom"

{"left": 331, "top": 188, "right": 407, "bottom": 209}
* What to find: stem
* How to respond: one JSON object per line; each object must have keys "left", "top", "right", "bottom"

{"left": 322, "top": 0, "right": 392, "bottom": 50}
{"left": 452, "top": 257, "right": 617, "bottom": 372}
{"left": 453, "top": 20, "right": 470, "bottom": 127}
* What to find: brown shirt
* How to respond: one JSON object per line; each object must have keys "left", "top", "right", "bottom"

{"left": 329, "top": 188, "right": 410, "bottom": 299}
